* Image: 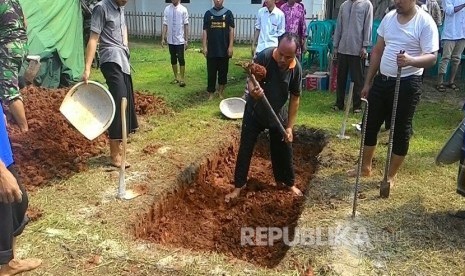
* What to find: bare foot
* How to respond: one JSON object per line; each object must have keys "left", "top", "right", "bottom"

{"left": 347, "top": 167, "right": 372, "bottom": 177}
{"left": 218, "top": 91, "right": 224, "bottom": 99}
{"left": 290, "top": 186, "right": 303, "bottom": 196}
{"left": 110, "top": 156, "right": 131, "bottom": 168}
{"left": 0, "top": 258, "right": 42, "bottom": 276}
{"left": 225, "top": 188, "right": 242, "bottom": 202}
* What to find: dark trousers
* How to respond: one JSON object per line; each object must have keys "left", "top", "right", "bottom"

{"left": 206, "top": 57, "right": 229, "bottom": 93}
{"left": 168, "top": 44, "right": 185, "bottom": 66}
{"left": 0, "top": 165, "right": 28, "bottom": 265}
{"left": 100, "top": 62, "right": 139, "bottom": 140}
{"left": 335, "top": 53, "right": 364, "bottom": 110}
{"left": 234, "top": 110, "right": 295, "bottom": 188}
{"left": 365, "top": 75, "right": 422, "bottom": 156}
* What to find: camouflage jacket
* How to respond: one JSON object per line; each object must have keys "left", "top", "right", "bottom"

{"left": 0, "top": 0, "right": 27, "bottom": 47}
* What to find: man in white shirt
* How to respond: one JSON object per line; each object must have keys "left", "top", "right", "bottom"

{"left": 162, "top": 0, "right": 189, "bottom": 87}
{"left": 251, "top": 0, "right": 286, "bottom": 57}
{"left": 349, "top": 0, "right": 439, "bottom": 197}
{"left": 435, "top": 0, "right": 465, "bottom": 92}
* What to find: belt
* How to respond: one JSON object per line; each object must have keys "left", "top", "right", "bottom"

{"left": 377, "top": 74, "right": 420, "bottom": 82}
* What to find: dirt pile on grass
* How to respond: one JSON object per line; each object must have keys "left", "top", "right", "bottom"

{"left": 5, "top": 85, "right": 167, "bottom": 189}
{"left": 135, "top": 127, "right": 328, "bottom": 268}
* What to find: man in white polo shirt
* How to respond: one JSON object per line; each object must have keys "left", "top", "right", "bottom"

{"left": 251, "top": 0, "right": 286, "bottom": 57}
{"left": 348, "top": 0, "right": 439, "bottom": 196}
{"left": 162, "top": 0, "right": 189, "bottom": 87}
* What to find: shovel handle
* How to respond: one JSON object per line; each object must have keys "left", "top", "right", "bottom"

{"left": 118, "top": 97, "right": 128, "bottom": 198}
{"left": 249, "top": 74, "right": 287, "bottom": 137}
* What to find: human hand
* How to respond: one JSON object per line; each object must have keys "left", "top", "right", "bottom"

{"left": 360, "top": 47, "right": 367, "bottom": 59}
{"left": 251, "top": 47, "right": 256, "bottom": 58}
{"left": 184, "top": 41, "right": 188, "bottom": 50}
{"left": 248, "top": 75, "right": 264, "bottom": 100}
{"left": 396, "top": 50, "right": 411, "bottom": 67}
{"left": 82, "top": 68, "right": 90, "bottom": 84}
{"left": 284, "top": 127, "right": 293, "bottom": 143}
{"left": 361, "top": 83, "right": 371, "bottom": 99}
{"left": 203, "top": 47, "right": 208, "bottom": 57}
{"left": 161, "top": 39, "right": 166, "bottom": 48}
{"left": 0, "top": 167, "right": 22, "bottom": 204}
{"left": 227, "top": 47, "right": 233, "bottom": 58}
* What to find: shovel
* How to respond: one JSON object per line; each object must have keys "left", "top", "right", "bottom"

{"left": 380, "top": 50, "right": 404, "bottom": 198}
{"left": 249, "top": 74, "right": 287, "bottom": 137}
{"left": 117, "top": 97, "right": 141, "bottom": 200}
{"left": 337, "top": 82, "right": 354, "bottom": 139}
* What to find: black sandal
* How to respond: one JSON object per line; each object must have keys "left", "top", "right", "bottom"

{"left": 447, "top": 83, "right": 459, "bottom": 91}
{"left": 436, "top": 84, "right": 446, "bottom": 92}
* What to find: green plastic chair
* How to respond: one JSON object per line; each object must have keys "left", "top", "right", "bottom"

{"left": 367, "top": 19, "right": 381, "bottom": 54}
{"left": 306, "top": 20, "right": 331, "bottom": 71}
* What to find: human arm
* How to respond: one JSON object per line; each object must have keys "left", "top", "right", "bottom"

{"left": 361, "top": 3, "right": 374, "bottom": 58}
{"left": 83, "top": 32, "right": 99, "bottom": 83}
{"left": 285, "top": 94, "right": 300, "bottom": 143}
{"left": 202, "top": 30, "right": 208, "bottom": 57}
{"left": 361, "top": 36, "right": 385, "bottom": 98}
{"left": 161, "top": 24, "right": 167, "bottom": 47}
{"left": 332, "top": 5, "right": 344, "bottom": 56}
{"left": 252, "top": 29, "right": 260, "bottom": 57}
{"left": 228, "top": 12, "right": 235, "bottom": 57}
{"left": 183, "top": 10, "right": 189, "bottom": 49}
{"left": 0, "top": 161, "right": 22, "bottom": 204}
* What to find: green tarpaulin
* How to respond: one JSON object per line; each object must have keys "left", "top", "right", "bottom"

{"left": 19, "top": 0, "right": 84, "bottom": 82}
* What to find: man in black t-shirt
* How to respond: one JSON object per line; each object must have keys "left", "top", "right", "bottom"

{"left": 225, "top": 32, "right": 303, "bottom": 202}
{"left": 202, "top": 0, "right": 235, "bottom": 100}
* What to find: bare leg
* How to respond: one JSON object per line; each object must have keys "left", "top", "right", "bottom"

{"left": 8, "top": 100, "right": 28, "bottom": 132}
{"left": 218, "top": 84, "right": 225, "bottom": 99}
{"left": 179, "top": 66, "right": 185, "bottom": 82}
{"left": 171, "top": 65, "right": 178, "bottom": 81}
{"left": 347, "top": 145, "right": 376, "bottom": 177}
{"left": 0, "top": 238, "right": 42, "bottom": 276}
{"left": 386, "top": 153, "right": 405, "bottom": 188}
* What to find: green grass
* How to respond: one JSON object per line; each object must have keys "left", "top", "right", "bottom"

{"left": 21, "top": 39, "right": 465, "bottom": 275}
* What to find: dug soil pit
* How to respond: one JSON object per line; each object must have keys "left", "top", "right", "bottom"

{"left": 6, "top": 85, "right": 169, "bottom": 190}
{"left": 135, "top": 127, "right": 328, "bottom": 268}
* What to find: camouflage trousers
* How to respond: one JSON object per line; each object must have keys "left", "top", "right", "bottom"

{"left": 0, "top": 41, "right": 27, "bottom": 104}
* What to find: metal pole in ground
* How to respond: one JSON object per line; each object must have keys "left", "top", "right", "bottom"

{"left": 337, "top": 82, "right": 354, "bottom": 139}
{"left": 352, "top": 98, "right": 369, "bottom": 218}
{"left": 380, "top": 51, "right": 404, "bottom": 198}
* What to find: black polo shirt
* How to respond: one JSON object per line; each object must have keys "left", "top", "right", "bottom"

{"left": 246, "top": 47, "right": 302, "bottom": 127}
{"left": 203, "top": 7, "right": 235, "bottom": 58}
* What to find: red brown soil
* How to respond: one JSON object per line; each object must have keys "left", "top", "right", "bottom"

{"left": 135, "top": 127, "right": 328, "bottom": 268}
{"left": 5, "top": 86, "right": 168, "bottom": 190}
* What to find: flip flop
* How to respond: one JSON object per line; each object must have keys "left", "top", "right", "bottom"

{"left": 447, "top": 83, "right": 459, "bottom": 91}
{"left": 170, "top": 79, "right": 179, "bottom": 84}
{"left": 179, "top": 81, "right": 186, "bottom": 87}
{"left": 436, "top": 83, "right": 446, "bottom": 92}
{"left": 448, "top": 210, "right": 465, "bottom": 219}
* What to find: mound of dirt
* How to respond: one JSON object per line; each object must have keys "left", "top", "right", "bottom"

{"left": 5, "top": 85, "right": 168, "bottom": 189}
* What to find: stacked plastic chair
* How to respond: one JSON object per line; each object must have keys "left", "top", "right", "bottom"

{"left": 306, "top": 20, "right": 332, "bottom": 71}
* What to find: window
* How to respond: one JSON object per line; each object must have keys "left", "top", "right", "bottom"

{"left": 251, "top": 0, "right": 262, "bottom": 3}
{"left": 165, "top": 0, "right": 190, "bottom": 3}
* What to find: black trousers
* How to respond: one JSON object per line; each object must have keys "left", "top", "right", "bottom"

{"left": 234, "top": 109, "right": 295, "bottom": 188}
{"left": 365, "top": 75, "right": 422, "bottom": 156}
{"left": 100, "top": 62, "right": 139, "bottom": 140}
{"left": 206, "top": 57, "right": 229, "bottom": 93}
{"left": 168, "top": 44, "right": 185, "bottom": 66}
{"left": 335, "top": 53, "right": 364, "bottom": 110}
{"left": 0, "top": 165, "right": 28, "bottom": 265}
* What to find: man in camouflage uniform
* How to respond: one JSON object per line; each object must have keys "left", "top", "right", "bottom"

{"left": 0, "top": 0, "right": 28, "bottom": 132}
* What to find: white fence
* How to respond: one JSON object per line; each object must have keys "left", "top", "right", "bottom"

{"left": 125, "top": 12, "right": 320, "bottom": 43}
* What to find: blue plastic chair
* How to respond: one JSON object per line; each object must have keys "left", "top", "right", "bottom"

{"left": 306, "top": 20, "right": 331, "bottom": 70}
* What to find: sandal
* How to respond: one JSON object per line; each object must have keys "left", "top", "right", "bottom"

{"left": 179, "top": 81, "right": 186, "bottom": 87}
{"left": 447, "top": 83, "right": 459, "bottom": 91}
{"left": 170, "top": 79, "right": 179, "bottom": 84}
{"left": 331, "top": 105, "right": 342, "bottom": 111}
{"left": 436, "top": 83, "right": 446, "bottom": 92}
